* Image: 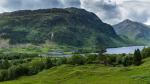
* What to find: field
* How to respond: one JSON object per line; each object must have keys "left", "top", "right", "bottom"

{"left": 1, "top": 57, "right": 150, "bottom": 84}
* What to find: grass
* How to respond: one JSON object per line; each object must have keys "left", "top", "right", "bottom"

{"left": 0, "top": 42, "right": 71, "bottom": 54}
{"left": 2, "top": 58, "right": 150, "bottom": 84}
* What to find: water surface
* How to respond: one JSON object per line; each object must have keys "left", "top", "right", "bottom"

{"left": 106, "top": 46, "right": 145, "bottom": 54}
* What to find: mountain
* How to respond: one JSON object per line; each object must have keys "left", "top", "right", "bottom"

{"left": 113, "top": 19, "right": 150, "bottom": 45}
{"left": 0, "top": 7, "right": 124, "bottom": 48}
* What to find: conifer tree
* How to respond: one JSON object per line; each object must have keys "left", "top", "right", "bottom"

{"left": 133, "top": 49, "right": 142, "bottom": 66}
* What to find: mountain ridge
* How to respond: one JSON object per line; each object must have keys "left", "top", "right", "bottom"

{"left": 0, "top": 7, "right": 125, "bottom": 48}
{"left": 113, "top": 19, "right": 150, "bottom": 45}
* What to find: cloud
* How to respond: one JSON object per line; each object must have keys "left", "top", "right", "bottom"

{"left": 1, "top": 0, "right": 63, "bottom": 11}
{"left": 0, "top": 0, "right": 150, "bottom": 25}
{"left": 80, "top": 0, "right": 122, "bottom": 24}
{"left": 60, "top": 0, "right": 80, "bottom": 7}
{"left": 120, "top": 1, "right": 150, "bottom": 22}
{"left": 80, "top": 0, "right": 150, "bottom": 25}
{"left": 0, "top": 0, "right": 80, "bottom": 12}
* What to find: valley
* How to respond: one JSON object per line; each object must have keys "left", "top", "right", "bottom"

{"left": 0, "top": 7, "right": 148, "bottom": 84}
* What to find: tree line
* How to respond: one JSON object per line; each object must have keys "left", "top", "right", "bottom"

{"left": 0, "top": 47, "right": 149, "bottom": 82}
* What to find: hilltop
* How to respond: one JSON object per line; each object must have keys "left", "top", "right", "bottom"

{"left": 113, "top": 19, "right": 150, "bottom": 45}
{"left": 0, "top": 7, "right": 125, "bottom": 48}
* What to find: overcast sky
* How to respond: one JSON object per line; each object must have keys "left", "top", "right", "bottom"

{"left": 0, "top": 0, "right": 149, "bottom": 25}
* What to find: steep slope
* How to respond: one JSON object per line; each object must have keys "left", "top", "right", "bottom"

{"left": 113, "top": 19, "right": 150, "bottom": 45}
{"left": 0, "top": 7, "right": 124, "bottom": 48}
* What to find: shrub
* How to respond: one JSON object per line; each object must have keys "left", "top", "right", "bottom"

{"left": 44, "top": 58, "right": 53, "bottom": 69}
{"left": 122, "top": 56, "right": 133, "bottom": 67}
{"left": 107, "top": 56, "right": 117, "bottom": 66}
{"left": 56, "top": 57, "right": 67, "bottom": 66}
{"left": 0, "top": 71, "right": 8, "bottom": 81}
{"left": 0, "top": 60, "right": 10, "bottom": 69}
{"left": 0, "top": 53, "right": 38, "bottom": 60}
{"left": 142, "top": 47, "right": 150, "bottom": 58}
{"left": 28, "top": 61, "right": 45, "bottom": 75}
{"left": 11, "top": 59, "right": 24, "bottom": 65}
{"left": 85, "top": 54, "right": 98, "bottom": 64}
{"left": 7, "top": 64, "right": 29, "bottom": 80}
{"left": 97, "top": 55, "right": 107, "bottom": 65}
{"left": 68, "top": 55, "right": 86, "bottom": 65}
{"left": 116, "top": 56, "right": 123, "bottom": 65}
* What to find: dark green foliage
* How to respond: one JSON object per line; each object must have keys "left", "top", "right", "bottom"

{"left": 0, "top": 60, "right": 10, "bottom": 69}
{"left": 142, "top": 47, "right": 150, "bottom": 58}
{"left": 0, "top": 53, "right": 38, "bottom": 60}
{"left": 28, "top": 61, "right": 45, "bottom": 75}
{"left": 0, "top": 58, "right": 54, "bottom": 82}
{"left": 0, "top": 71, "right": 8, "bottom": 81}
{"left": 0, "top": 64, "right": 29, "bottom": 81}
{"left": 68, "top": 55, "right": 86, "bottom": 65}
{"left": 97, "top": 55, "right": 107, "bottom": 65}
{"left": 116, "top": 56, "right": 123, "bottom": 64}
{"left": 133, "top": 49, "right": 142, "bottom": 66}
{"left": 7, "top": 65, "right": 27, "bottom": 80}
{"left": 11, "top": 59, "right": 25, "bottom": 65}
{"left": 122, "top": 56, "right": 133, "bottom": 67}
{"left": 0, "top": 53, "right": 37, "bottom": 69}
{"left": 74, "top": 48, "right": 93, "bottom": 54}
{"left": 0, "top": 8, "right": 124, "bottom": 48}
{"left": 85, "top": 54, "right": 98, "bottom": 64}
{"left": 0, "top": 50, "right": 145, "bottom": 82}
{"left": 51, "top": 58, "right": 57, "bottom": 66}
{"left": 107, "top": 56, "right": 117, "bottom": 66}
{"left": 44, "top": 58, "right": 53, "bottom": 69}
{"left": 56, "top": 57, "right": 67, "bottom": 66}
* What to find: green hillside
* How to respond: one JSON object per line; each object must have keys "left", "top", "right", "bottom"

{"left": 2, "top": 57, "right": 150, "bottom": 84}
{"left": 0, "top": 7, "right": 125, "bottom": 48}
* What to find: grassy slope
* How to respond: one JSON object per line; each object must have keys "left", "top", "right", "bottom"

{"left": 2, "top": 58, "right": 150, "bottom": 84}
